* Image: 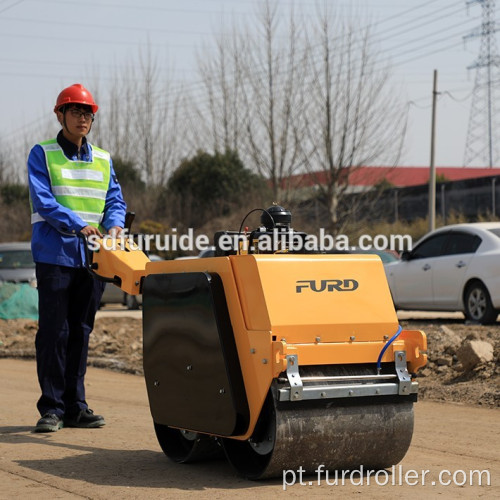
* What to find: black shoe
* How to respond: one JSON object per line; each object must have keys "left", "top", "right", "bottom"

{"left": 35, "top": 413, "right": 63, "bottom": 433}
{"left": 64, "top": 408, "right": 105, "bottom": 428}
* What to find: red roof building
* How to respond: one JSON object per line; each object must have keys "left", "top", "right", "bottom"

{"left": 286, "top": 166, "right": 500, "bottom": 192}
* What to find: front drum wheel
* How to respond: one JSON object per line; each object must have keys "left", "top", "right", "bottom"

{"left": 154, "top": 423, "right": 223, "bottom": 463}
{"left": 464, "top": 281, "right": 498, "bottom": 324}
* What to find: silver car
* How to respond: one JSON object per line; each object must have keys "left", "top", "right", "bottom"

{"left": 384, "top": 222, "right": 500, "bottom": 324}
{"left": 0, "top": 242, "right": 36, "bottom": 285}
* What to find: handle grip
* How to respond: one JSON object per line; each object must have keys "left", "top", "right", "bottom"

{"left": 125, "top": 211, "right": 135, "bottom": 232}
{"left": 77, "top": 232, "right": 120, "bottom": 284}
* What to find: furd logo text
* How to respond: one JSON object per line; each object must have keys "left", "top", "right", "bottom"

{"left": 295, "top": 279, "right": 359, "bottom": 293}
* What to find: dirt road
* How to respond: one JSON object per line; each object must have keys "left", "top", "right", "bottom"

{"left": 1, "top": 359, "right": 498, "bottom": 499}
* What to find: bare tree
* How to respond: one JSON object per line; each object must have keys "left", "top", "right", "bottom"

{"left": 93, "top": 63, "right": 136, "bottom": 164}
{"left": 135, "top": 48, "right": 156, "bottom": 186}
{"left": 195, "top": 22, "right": 245, "bottom": 153}
{"left": 0, "top": 138, "right": 13, "bottom": 184}
{"left": 301, "top": 8, "right": 407, "bottom": 234}
{"left": 195, "top": 0, "right": 308, "bottom": 202}
{"left": 93, "top": 48, "right": 183, "bottom": 187}
{"left": 143, "top": 66, "right": 184, "bottom": 187}
{"left": 239, "top": 0, "right": 308, "bottom": 202}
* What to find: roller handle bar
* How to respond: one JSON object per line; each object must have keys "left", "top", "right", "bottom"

{"left": 76, "top": 209, "right": 137, "bottom": 284}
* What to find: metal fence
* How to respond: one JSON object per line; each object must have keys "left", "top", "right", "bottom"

{"left": 380, "top": 174, "right": 500, "bottom": 223}
{"left": 297, "top": 174, "right": 500, "bottom": 227}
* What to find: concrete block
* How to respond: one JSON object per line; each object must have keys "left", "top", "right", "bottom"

{"left": 457, "top": 339, "right": 494, "bottom": 371}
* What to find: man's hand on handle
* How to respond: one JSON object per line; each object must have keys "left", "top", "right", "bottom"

{"left": 80, "top": 225, "right": 103, "bottom": 238}
{"left": 108, "top": 226, "right": 123, "bottom": 237}
{"left": 79, "top": 226, "right": 123, "bottom": 238}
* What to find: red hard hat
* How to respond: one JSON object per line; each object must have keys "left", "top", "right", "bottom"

{"left": 54, "top": 83, "right": 98, "bottom": 113}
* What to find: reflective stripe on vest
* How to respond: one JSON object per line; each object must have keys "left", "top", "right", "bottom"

{"left": 61, "top": 168, "right": 104, "bottom": 182}
{"left": 31, "top": 139, "right": 110, "bottom": 228}
{"left": 31, "top": 211, "right": 103, "bottom": 224}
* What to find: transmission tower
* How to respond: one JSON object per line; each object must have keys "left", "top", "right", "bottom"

{"left": 464, "top": 0, "right": 500, "bottom": 167}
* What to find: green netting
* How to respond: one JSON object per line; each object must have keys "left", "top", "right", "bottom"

{"left": 0, "top": 282, "right": 38, "bottom": 320}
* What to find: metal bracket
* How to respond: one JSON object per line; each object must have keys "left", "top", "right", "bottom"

{"left": 286, "top": 355, "right": 303, "bottom": 401}
{"left": 394, "top": 350, "right": 412, "bottom": 395}
{"left": 278, "top": 351, "right": 417, "bottom": 402}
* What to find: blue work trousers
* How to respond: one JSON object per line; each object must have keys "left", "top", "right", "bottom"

{"left": 35, "top": 263, "right": 105, "bottom": 417}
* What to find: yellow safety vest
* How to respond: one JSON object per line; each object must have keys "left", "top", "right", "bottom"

{"left": 31, "top": 139, "right": 111, "bottom": 228}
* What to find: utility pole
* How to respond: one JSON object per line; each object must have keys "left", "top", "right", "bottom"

{"left": 429, "top": 70, "right": 438, "bottom": 232}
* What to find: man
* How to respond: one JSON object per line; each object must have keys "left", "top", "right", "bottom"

{"left": 27, "top": 83, "right": 127, "bottom": 432}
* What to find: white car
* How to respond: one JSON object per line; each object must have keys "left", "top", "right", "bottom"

{"left": 384, "top": 222, "right": 500, "bottom": 324}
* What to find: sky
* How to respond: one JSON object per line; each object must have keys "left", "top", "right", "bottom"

{"left": 0, "top": 0, "right": 498, "bottom": 168}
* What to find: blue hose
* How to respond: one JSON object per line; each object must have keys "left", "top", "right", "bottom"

{"left": 376, "top": 325, "right": 403, "bottom": 374}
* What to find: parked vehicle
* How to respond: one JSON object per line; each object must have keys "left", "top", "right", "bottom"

{"left": 348, "top": 247, "right": 399, "bottom": 264}
{"left": 100, "top": 280, "right": 125, "bottom": 308}
{"left": 198, "top": 246, "right": 216, "bottom": 258}
{"left": 384, "top": 222, "right": 500, "bottom": 324}
{"left": 100, "top": 253, "right": 163, "bottom": 309}
{"left": 323, "top": 247, "right": 399, "bottom": 265}
{"left": 175, "top": 246, "right": 216, "bottom": 260}
{"left": 0, "top": 242, "right": 36, "bottom": 286}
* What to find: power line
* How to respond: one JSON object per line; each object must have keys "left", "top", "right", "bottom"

{"left": 1, "top": 1, "right": 475, "bottom": 146}
{"left": 376, "top": 2, "right": 464, "bottom": 43}
{"left": 30, "top": 0, "right": 246, "bottom": 16}
{"left": 0, "top": 0, "right": 23, "bottom": 15}
{"left": 0, "top": 30, "right": 198, "bottom": 49}
{"left": 0, "top": 14, "right": 216, "bottom": 36}
{"left": 442, "top": 89, "right": 474, "bottom": 102}
{"left": 385, "top": 17, "right": 482, "bottom": 63}
{"left": 0, "top": 0, "right": 466, "bottom": 81}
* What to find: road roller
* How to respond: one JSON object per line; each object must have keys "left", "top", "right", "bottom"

{"left": 86, "top": 206, "right": 427, "bottom": 479}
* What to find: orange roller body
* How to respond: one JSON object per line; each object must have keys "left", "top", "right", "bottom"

{"left": 90, "top": 232, "right": 427, "bottom": 479}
